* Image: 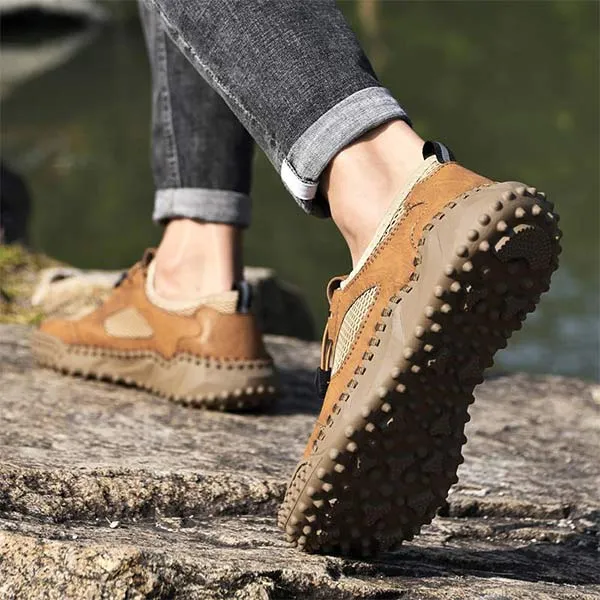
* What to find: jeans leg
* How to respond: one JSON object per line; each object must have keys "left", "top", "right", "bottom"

{"left": 141, "top": 0, "right": 410, "bottom": 218}
{"left": 139, "top": 0, "right": 254, "bottom": 228}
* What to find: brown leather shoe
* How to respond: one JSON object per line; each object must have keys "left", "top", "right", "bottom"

{"left": 278, "top": 142, "right": 561, "bottom": 555}
{"left": 31, "top": 250, "right": 278, "bottom": 411}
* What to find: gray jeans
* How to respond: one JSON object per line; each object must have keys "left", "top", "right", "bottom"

{"left": 139, "top": 0, "right": 410, "bottom": 228}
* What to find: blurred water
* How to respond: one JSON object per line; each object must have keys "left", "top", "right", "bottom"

{"left": 1, "top": 1, "right": 598, "bottom": 379}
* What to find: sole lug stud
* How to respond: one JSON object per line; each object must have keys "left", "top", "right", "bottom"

{"left": 346, "top": 441, "right": 358, "bottom": 453}
{"left": 521, "top": 278, "right": 534, "bottom": 289}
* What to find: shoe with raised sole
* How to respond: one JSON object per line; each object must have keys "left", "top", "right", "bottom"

{"left": 31, "top": 250, "right": 279, "bottom": 411}
{"left": 278, "top": 142, "right": 561, "bottom": 555}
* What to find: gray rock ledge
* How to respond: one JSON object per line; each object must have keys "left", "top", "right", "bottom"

{"left": 0, "top": 324, "right": 599, "bottom": 599}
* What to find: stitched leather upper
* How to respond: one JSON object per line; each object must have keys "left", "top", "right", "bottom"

{"left": 40, "top": 257, "right": 270, "bottom": 362}
{"left": 305, "top": 163, "right": 491, "bottom": 457}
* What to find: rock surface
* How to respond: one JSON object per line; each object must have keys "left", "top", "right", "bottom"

{"left": 0, "top": 324, "right": 599, "bottom": 599}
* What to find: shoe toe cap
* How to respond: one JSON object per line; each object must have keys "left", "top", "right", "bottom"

{"left": 38, "top": 318, "right": 79, "bottom": 344}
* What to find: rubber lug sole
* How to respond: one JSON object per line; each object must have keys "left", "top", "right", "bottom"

{"left": 31, "top": 332, "right": 279, "bottom": 412}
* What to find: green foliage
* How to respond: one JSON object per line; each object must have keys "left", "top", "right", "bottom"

{"left": 0, "top": 245, "right": 59, "bottom": 324}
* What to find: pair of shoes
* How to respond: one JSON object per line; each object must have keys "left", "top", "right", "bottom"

{"left": 32, "top": 144, "right": 561, "bottom": 555}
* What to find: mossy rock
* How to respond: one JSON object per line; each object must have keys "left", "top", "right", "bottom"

{"left": 0, "top": 245, "right": 61, "bottom": 325}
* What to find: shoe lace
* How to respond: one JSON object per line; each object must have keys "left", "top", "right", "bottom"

{"left": 114, "top": 248, "right": 155, "bottom": 289}
{"left": 314, "top": 275, "right": 345, "bottom": 399}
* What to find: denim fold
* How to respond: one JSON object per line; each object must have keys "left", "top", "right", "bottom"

{"left": 153, "top": 188, "right": 252, "bottom": 227}
{"left": 281, "top": 87, "right": 409, "bottom": 216}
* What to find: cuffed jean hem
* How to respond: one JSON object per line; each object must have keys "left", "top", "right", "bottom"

{"left": 153, "top": 188, "right": 252, "bottom": 228}
{"left": 280, "top": 87, "right": 410, "bottom": 218}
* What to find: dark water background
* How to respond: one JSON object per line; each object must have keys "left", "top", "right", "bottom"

{"left": 1, "top": 1, "right": 598, "bottom": 379}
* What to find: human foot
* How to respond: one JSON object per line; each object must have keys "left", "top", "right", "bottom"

{"left": 278, "top": 142, "right": 561, "bottom": 554}
{"left": 323, "top": 119, "right": 424, "bottom": 266}
{"left": 153, "top": 219, "right": 243, "bottom": 300}
{"left": 31, "top": 250, "right": 278, "bottom": 411}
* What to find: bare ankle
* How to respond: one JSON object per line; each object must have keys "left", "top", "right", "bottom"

{"left": 153, "top": 219, "right": 243, "bottom": 300}
{"left": 323, "top": 120, "right": 424, "bottom": 265}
